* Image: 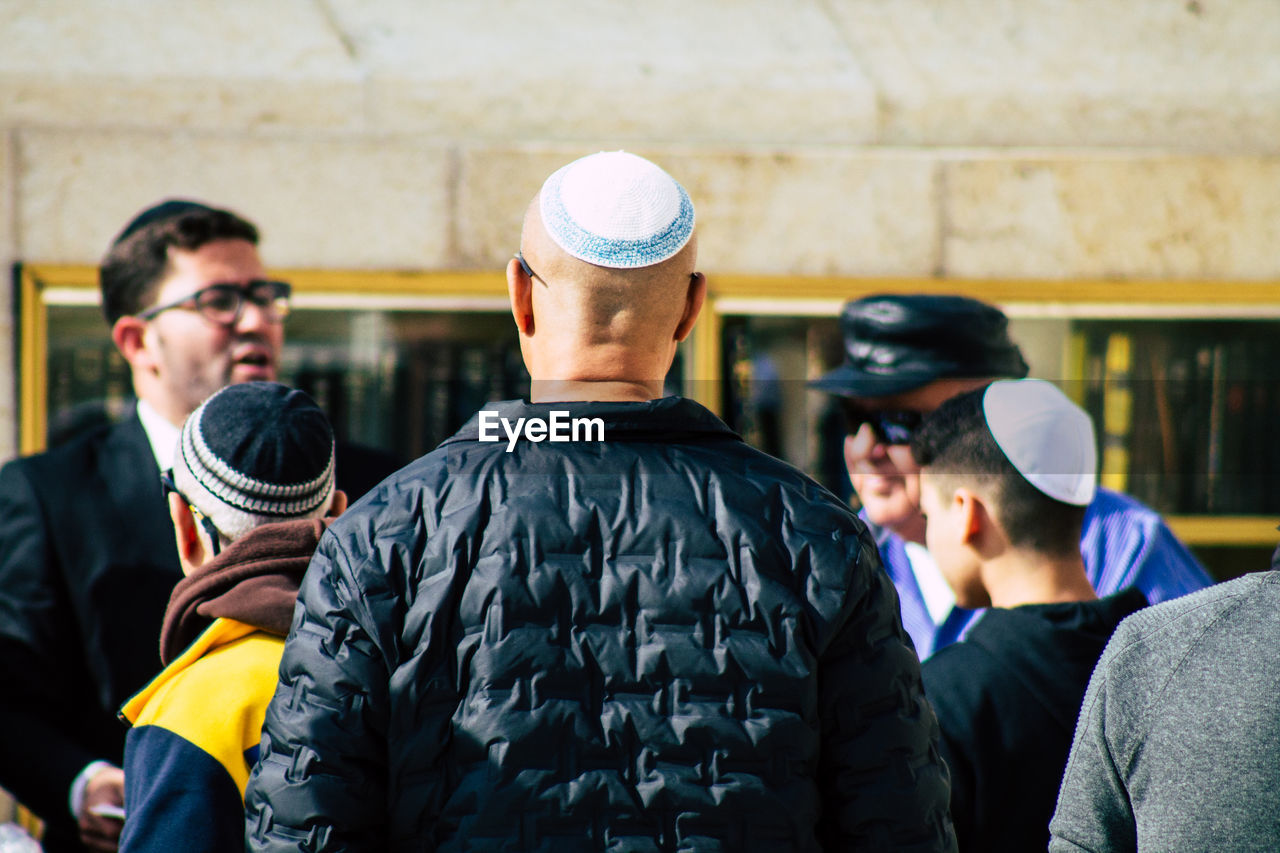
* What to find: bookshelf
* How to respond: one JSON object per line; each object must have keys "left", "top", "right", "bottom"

{"left": 687, "top": 276, "right": 1280, "bottom": 573}
{"left": 18, "top": 265, "right": 1280, "bottom": 565}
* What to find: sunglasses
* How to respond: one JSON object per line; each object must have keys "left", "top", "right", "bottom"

{"left": 841, "top": 403, "right": 926, "bottom": 446}
{"left": 160, "top": 469, "right": 224, "bottom": 557}
{"left": 137, "top": 279, "right": 292, "bottom": 327}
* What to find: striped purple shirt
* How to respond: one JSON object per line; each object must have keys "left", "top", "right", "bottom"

{"left": 873, "top": 488, "right": 1214, "bottom": 659}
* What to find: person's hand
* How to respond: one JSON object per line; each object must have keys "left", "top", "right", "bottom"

{"left": 77, "top": 765, "right": 125, "bottom": 852}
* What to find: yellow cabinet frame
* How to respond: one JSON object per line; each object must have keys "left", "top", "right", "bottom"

{"left": 19, "top": 263, "right": 1280, "bottom": 547}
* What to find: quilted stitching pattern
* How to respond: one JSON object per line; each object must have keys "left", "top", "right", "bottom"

{"left": 246, "top": 399, "right": 954, "bottom": 852}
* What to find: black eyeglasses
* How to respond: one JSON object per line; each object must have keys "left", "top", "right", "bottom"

{"left": 841, "top": 403, "right": 926, "bottom": 446}
{"left": 137, "top": 280, "right": 292, "bottom": 326}
{"left": 515, "top": 251, "right": 545, "bottom": 285}
{"left": 160, "top": 470, "right": 224, "bottom": 557}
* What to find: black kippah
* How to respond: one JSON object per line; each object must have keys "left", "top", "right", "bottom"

{"left": 172, "top": 382, "right": 336, "bottom": 541}
{"left": 111, "top": 199, "right": 219, "bottom": 247}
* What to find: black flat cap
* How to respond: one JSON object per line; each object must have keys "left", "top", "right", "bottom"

{"left": 810, "top": 294, "right": 1029, "bottom": 398}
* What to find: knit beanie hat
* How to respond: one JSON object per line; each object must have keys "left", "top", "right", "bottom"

{"left": 171, "top": 382, "right": 336, "bottom": 543}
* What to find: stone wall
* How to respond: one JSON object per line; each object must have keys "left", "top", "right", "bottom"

{"left": 2, "top": 0, "right": 1280, "bottom": 459}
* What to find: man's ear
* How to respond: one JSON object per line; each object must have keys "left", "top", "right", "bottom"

{"left": 327, "top": 489, "right": 348, "bottom": 518}
{"left": 953, "top": 487, "right": 988, "bottom": 545}
{"left": 506, "top": 257, "right": 535, "bottom": 336}
{"left": 673, "top": 272, "right": 707, "bottom": 343}
{"left": 112, "top": 316, "right": 156, "bottom": 372}
{"left": 167, "top": 491, "right": 207, "bottom": 572}
{"left": 842, "top": 433, "right": 859, "bottom": 476}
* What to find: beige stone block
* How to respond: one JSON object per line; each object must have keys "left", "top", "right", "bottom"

{"left": 944, "top": 155, "right": 1280, "bottom": 279}
{"left": 0, "top": 129, "right": 12, "bottom": 263}
{"left": 669, "top": 149, "right": 939, "bottom": 276}
{"left": 0, "top": 0, "right": 363, "bottom": 130}
{"left": 17, "top": 130, "right": 452, "bottom": 269}
{"left": 326, "top": 0, "right": 877, "bottom": 143}
{"left": 458, "top": 146, "right": 939, "bottom": 277}
{"left": 455, "top": 147, "right": 584, "bottom": 268}
{"left": 827, "top": 0, "right": 1280, "bottom": 149}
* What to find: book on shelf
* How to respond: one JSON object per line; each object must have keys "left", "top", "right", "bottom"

{"left": 1157, "top": 336, "right": 1197, "bottom": 513}
{"left": 452, "top": 344, "right": 491, "bottom": 428}
{"left": 1099, "top": 330, "right": 1133, "bottom": 497}
{"left": 1070, "top": 320, "right": 1280, "bottom": 518}
{"left": 416, "top": 341, "right": 456, "bottom": 457}
{"left": 1218, "top": 338, "right": 1252, "bottom": 515}
{"left": 1127, "top": 331, "right": 1168, "bottom": 513}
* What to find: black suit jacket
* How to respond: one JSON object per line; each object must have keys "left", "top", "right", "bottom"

{"left": 0, "top": 412, "right": 402, "bottom": 851}
{"left": 0, "top": 416, "right": 175, "bottom": 850}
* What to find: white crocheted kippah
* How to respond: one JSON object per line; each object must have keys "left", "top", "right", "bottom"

{"left": 984, "top": 379, "right": 1098, "bottom": 507}
{"left": 539, "top": 151, "right": 695, "bottom": 269}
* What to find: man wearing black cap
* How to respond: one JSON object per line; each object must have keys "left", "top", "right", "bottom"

{"left": 118, "top": 381, "right": 346, "bottom": 853}
{"left": 811, "top": 294, "right": 1211, "bottom": 660}
{"left": 0, "top": 201, "right": 395, "bottom": 852}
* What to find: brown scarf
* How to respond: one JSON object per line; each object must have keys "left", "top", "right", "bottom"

{"left": 159, "top": 518, "right": 329, "bottom": 666}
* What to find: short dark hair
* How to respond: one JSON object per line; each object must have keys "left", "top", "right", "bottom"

{"left": 911, "top": 386, "right": 1085, "bottom": 556}
{"left": 99, "top": 200, "right": 259, "bottom": 325}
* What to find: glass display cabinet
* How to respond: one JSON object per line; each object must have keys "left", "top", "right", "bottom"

{"left": 19, "top": 265, "right": 1280, "bottom": 577}
{"left": 19, "top": 266, "right": 523, "bottom": 461}
{"left": 687, "top": 275, "right": 1280, "bottom": 579}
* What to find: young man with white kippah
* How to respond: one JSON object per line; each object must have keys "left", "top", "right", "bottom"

{"left": 246, "top": 152, "right": 956, "bottom": 851}
{"left": 115, "top": 381, "right": 346, "bottom": 853}
{"left": 809, "top": 294, "right": 1211, "bottom": 662}
{"left": 910, "top": 379, "right": 1147, "bottom": 852}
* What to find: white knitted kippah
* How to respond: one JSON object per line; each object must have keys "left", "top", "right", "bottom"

{"left": 539, "top": 151, "right": 695, "bottom": 269}
{"left": 983, "top": 379, "right": 1098, "bottom": 506}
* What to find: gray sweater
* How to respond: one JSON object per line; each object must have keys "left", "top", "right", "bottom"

{"left": 1050, "top": 569, "right": 1280, "bottom": 852}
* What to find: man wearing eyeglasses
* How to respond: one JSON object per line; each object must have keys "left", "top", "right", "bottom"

{"left": 0, "top": 200, "right": 395, "bottom": 853}
{"left": 810, "top": 294, "right": 1212, "bottom": 661}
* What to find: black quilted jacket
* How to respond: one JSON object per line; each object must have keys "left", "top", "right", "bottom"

{"left": 245, "top": 397, "right": 955, "bottom": 852}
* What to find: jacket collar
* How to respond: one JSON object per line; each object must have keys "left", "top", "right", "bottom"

{"left": 160, "top": 518, "right": 327, "bottom": 665}
{"left": 440, "top": 396, "right": 741, "bottom": 447}
{"left": 119, "top": 618, "right": 258, "bottom": 725}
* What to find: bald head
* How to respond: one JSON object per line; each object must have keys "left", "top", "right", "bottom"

{"left": 507, "top": 153, "right": 705, "bottom": 400}
{"left": 520, "top": 197, "right": 698, "bottom": 343}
